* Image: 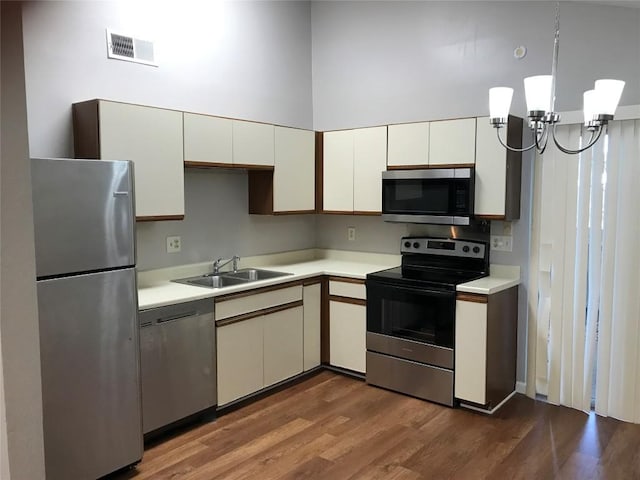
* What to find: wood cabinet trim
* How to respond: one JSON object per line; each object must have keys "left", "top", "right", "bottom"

{"left": 504, "top": 115, "right": 523, "bottom": 220}
{"left": 474, "top": 215, "right": 506, "bottom": 221}
{"left": 320, "top": 278, "right": 330, "bottom": 364}
{"left": 387, "top": 163, "right": 476, "bottom": 170}
{"left": 215, "top": 280, "right": 303, "bottom": 303}
{"left": 485, "top": 286, "right": 518, "bottom": 408}
{"left": 320, "top": 210, "right": 381, "bottom": 216}
{"left": 328, "top": 276, "right": 365, "bottom": 285}
{"left": 303, "top": 277, "right": 324, "bottom": 287}
{"left": 216, "top": 300, "right": 303, "bottom": 327}
{"left": 184, "top": 161, "right": 274, "bottom": 171}
{"left": 273, "top": 210, "right": 316, "bottom": 216}
{"left": 457, "top": 292, "right": 488, "bottom": 303}
{"left": 72, "top": 100, "right": 100, "bottom": 159}
{"left": 248, "top": 170, "right": 274, "bottom": 215}
{"left": 328, "top": 295, "right": 366, "bottom": 306}
{"left": 136, "top": 215, "right": 184, "bottom": 222}
{"left": 315, "top": 132, "right": 323, "bottom": 213}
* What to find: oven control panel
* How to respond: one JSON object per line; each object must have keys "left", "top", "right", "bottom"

{"left": 401, "top": 237, "right": 486, "bottom": 259}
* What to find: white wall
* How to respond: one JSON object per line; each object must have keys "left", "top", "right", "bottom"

{"left": 22, "top": 0, "right": 314, "bottom": 158}
{"left": 0, "top": 2, "right": 46, "bottom": 478}
{"left": 311, "top": 1, "right": 640, "bottom": 384}
{"left": 21, "top": 0, "right": 317, "bottom": 269}
{"left": 137, "top": 169, "right": 316, "bottom": 270}
{"left": 311, "top": 1, "right": 640, "bottom": 130}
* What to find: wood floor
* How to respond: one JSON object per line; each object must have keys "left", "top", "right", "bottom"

{"left": 115, "top": 370, "right": 640, "bottom": 480}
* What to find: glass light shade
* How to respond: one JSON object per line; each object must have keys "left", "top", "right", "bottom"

{"left": 594, "top": 79, "right": 625, "bottom": 115}
{"left": 583, "top": 89, "right": 597, "bottom": 124}
{"left": 524, "top": 75, "right": 552, "bottom": 113}
{"left": 489, "top": 87, "right": 514, "bottom": 120}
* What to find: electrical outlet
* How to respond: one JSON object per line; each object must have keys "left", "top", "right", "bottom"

{"left": 491, "top": 235, "right": 513, "bottom": 252}
{"left": 166, "top": 235, "right": 181, "bottom": 253}
{"left": 347, "top": 227, "right": 356, "bottom": 241}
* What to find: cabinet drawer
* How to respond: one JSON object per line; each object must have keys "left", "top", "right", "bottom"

{"left": 215, "top": 285, "right": 302, "bottom": 321}
{"left": 329, "top": 280, "right": 366, "bottom": 300}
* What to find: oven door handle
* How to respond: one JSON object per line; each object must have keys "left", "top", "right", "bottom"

{"left": 369, "top": 281, "right": 455, "bottom": 299}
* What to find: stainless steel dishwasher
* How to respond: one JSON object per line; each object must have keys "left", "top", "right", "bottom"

{"left": 139, "top": 298, "right": 216, "bottom": 434}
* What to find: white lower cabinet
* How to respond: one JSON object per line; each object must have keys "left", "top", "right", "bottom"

{"left": 216, "top": 284, "right": 304, "bottom": 406}
{"left": 303, "top": 283, "right": 322, "bottom": 371}
{"left": 216, "top": 316, "right": 264, "bottom": 406}
{"left": 329, "top": 300, "right": 366, "bottom": 373}
{"left": 263, "top": 306, "right": 303, "bottom": 387}
{"left": 454, "top": 287, "right": 518, "bottom": 411}
{"left": 454, "top": 299, "right": 488, "bottom": 405}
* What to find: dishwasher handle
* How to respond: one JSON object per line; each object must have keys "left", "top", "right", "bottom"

{"left": 139, "top": 298, "right": 214, "bottom": 328}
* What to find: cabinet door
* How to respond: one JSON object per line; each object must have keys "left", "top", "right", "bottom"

{"left": 329, "top": 300, "right": 366, "bottom": 373}
{"left": 353, "top": 126, "right": 387, "bottom": 212}
{"left": 233, "top": 120, "right": 274, "bottom": 167}
{"left": 429, "top": 118, "right": 476, "bottom": 166}
{"left": 264, "top": 306, "right": 304, "bottom": 387}
{"left": 475, "top": 117, "right": 506, "bottom": 216}
{"left": 303, "top": 283, "right": 321, "bottom": 371}
{"left": 387, "top": 122, "right": 430, "bottom": 167}
{"left": 323, "top": 130, "right": 354, "bottom": 212}
{"left": 454, "top": 299, "right": 487, "bottom": 404}
{"left": 216, "top": 317, "right": 263, "bottom": 406}
{"left": 274, "top": 127, "right": 315, "bottom": 212}
{"left": 183, "top": 113, "right": 233, "bottom": 165}
{"left": 99, "top": 101, "right": 184, "bottom": 219}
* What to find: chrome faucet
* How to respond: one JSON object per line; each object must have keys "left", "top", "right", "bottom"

{"left": 213, "top": 255, "right": 240, "bottom": 274}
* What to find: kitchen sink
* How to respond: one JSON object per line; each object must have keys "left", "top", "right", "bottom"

{"left": 223, "top": 268, "right": 292, "bottom": 281}
{"left": 173, "top": 274, "right": 250, "bottom": 289}
{"left": 172, "top": 268, "right": 292, "bottom": 289}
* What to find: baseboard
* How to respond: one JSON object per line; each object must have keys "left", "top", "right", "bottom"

{"left": 516, "top": 381, "right": 527, "bottom": 394}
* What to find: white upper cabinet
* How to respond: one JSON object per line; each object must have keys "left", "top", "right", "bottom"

{"left": 323, "top": 127, "right": 387, "bottom": 213}
{"left": 232, "top": 120, "right": 274, "bottom": 167}
{"left": 80, "top": 100, "right": 184, "bottom": 220}
{"left": 474, "top": 116, "right": 523, "bottom": 219}
{"left": 273, "top": 127, "right": 315, "bottom": 212}
{"left": 429, "top": 118, "right": 476, "bottom": 166}
{"left": 354, "top": 126, "right": 387, "bottom": 212}
{"left": 387, "top": 122, "right": 430, "bottom": 167}
{"left": 475, "top": 117, "right": 506, "bottom": 217}
{"left": 183, "top": 113, "right": 233, "bottom": 166}
{"left": 323, "top": 129, "right": 354, "bottom": 212}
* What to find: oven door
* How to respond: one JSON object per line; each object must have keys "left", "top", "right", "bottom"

{"left": 366, "top": 278, "right": 455, "bottom": 349}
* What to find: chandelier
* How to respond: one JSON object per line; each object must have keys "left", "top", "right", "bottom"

{"left": 488, "top": 2, "right": 625, "bottom": 155}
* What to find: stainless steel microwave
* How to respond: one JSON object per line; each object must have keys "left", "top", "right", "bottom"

{"left": 381, "top": 168, "right": 474, "bottom": 225}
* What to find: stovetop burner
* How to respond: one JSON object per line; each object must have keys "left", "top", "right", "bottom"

{"left": 368, "top": 236, "right": 489, "bottom": 289}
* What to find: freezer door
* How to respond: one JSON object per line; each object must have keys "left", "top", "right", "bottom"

{"left": 31, "top": 157, "right": 135, "bottom": 277}
{"left": 37, "top": 268, "right": 142, "bottom": 480}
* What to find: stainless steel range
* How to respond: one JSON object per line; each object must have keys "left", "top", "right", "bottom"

{"left": 365, "top": 236, "right": 489, "bottom": 406}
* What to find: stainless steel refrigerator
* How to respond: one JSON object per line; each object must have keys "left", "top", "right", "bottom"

{"left": 31, "top": 158, "right": 143, "bottom": 479}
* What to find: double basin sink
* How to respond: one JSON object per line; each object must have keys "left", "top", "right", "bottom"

{"left": 173, "top": 268, "right": 292, "bottom": 289}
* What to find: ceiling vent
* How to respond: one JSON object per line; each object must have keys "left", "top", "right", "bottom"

{"left": 106, "top": 29, "right": 157, "bottom": 67}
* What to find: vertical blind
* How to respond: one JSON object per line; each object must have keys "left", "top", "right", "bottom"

{"left": 526, "top": 119, "right": 640, "bottom": 422}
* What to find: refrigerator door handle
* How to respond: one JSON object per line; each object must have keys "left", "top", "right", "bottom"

{"left": 113, "top": 191, "right": 130, "bottom": 197}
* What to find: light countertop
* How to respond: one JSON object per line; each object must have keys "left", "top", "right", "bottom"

{"left": 137, "top": 250, "right": 520, "bottom": 310}
{"left": 455, "top": 264, "right": 521, "bottom": 295}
